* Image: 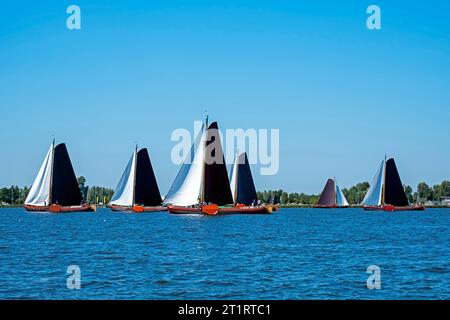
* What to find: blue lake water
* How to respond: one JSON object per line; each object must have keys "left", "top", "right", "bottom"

{"left": 0, "top": 208, "right": 449, "bottom": 300}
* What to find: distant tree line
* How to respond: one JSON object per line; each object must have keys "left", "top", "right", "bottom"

{"left": 257, "top": 190, "right": 320, "bottom": 205}
{"left": 77, "top": 177, "right": 115, "bottom": 204}
{"left": 0, "top": 177, "right": 114, "bottom": 205}
{"left": 0, "top": 186, "right": 30, "bottom": 205}
{"left": 1, "top": 179, "right": 449, "bottom": 206}
{"left": 257, "top": 180, "right": 450, "bottom": 205}
{"left": 414, "top": 181, "right": 450, "bottom": 203}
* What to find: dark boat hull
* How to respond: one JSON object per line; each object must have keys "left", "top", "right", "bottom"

{"left": 24, "top": 204, "right": 96, "bottom": 213}
{"left": 218, "top": 206, "right": 268, "bottom": 214}
{"left": 363, "top": 205, "right": 425, "bottom": 212}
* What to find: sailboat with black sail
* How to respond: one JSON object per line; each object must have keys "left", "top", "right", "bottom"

{"left": 362, "top": 157, "right": 424, "bottom": 211}
{"left": 314, "top": 178, "right": 349, "bottom": 208}
{"left": 219, "top": 152, "right": 267, "bottom": 214}
{"left": 109, "top": 146, "right": 165, "bottom": 212}
{"left": 24, "top": 141, "right": 95, "bottom": 213}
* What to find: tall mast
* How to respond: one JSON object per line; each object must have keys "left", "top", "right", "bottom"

{"left": 381, "top": 155, "right": 387, "bottom": 206}
{"left": 132, "top": 144, "right": 138, "bottom": 206}
{"left": 233, "top": 152, "right": 239, "bottom": 206}
{"left": 48, "top": 138, "right": 55, "bottom": 205}
{"left": 200, "top": 113, "right": 208, "bottom": 205}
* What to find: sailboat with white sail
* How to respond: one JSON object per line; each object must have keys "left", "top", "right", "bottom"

{"left": 165, "top": 117, "right": 272, "bottom": 215}
{"left": 24, "top": 140, "right": 96, "bottom": 213}
{"left": 362, "top": 157, "right": 425, "bottom": 211}
{"left": 314, "top": 177, "right": 349, "bottom": 208}
{"left": 109, "top": 146, "right": 165, "bottom": 212}
{"left": 164, "top": 117, "right": 233, "bottom": 215}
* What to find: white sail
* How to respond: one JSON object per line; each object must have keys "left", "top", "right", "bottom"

{"left": 109, "top": 150, "right": 137, "bottom": 206}
{"left": 362, "top": 160, "right": 385, "bottom": 206}
{"left": 229, "top": 152, "right": 239, "bottom": 204}
{"left": 25, "top": 144, "right": 54, "bottom": 206}
{"left": 336, "top": 183, "right": 349, "bottom": 207}
{"left": 164, "top": 127, "right": 206, "bottom": 206}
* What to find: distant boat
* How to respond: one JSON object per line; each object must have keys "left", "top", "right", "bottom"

{"left": 165, "top": 117, "right": 268, "bottom": 215}
{"left": 24, "top": 141, "right": 95, "bottom": 213}
{"left": 109, "top": 147, "right": 166, "bottom": 213}
{"left": 220, "top": 152, "right": 267, "bottom": 214}
{"left": 314, "top": 178, "right": 349, "bottom": 208}
{"left": 362, "top": 157, "right": 425, "bottom": 211}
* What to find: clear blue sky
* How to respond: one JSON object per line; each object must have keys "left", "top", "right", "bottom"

{"left": 1, "top": 0, "right": 449, "bottom": 194}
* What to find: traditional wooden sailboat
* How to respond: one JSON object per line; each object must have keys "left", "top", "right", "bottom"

{"left": 219, "top": 152, "right": 267, "bottom": 214}
{"left": 314, "top": 178, "right": 349, "bottom": 208}
{"left": 24, "top": 141, "right": 95, "bottom": 213}
{"left": 109, "top": 147, "right": 166, "bottom": 213}
{"left": 362, "top": 157, "right": 425, "bottom": 211}
{"left": 165, "top": 118, "right": 234, "bottom": 215}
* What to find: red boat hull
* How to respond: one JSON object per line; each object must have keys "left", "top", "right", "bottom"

{"left": 202, "top": 204, "right": 219, "bottom": 215}
{"left": 132, "top": 205, "right": 167, "bottom": 213}
{"left": 363, "top": 205, "right": 425, "bottom": 212}
{"left": 168, "top": 204, "right": 272, "bottom": 215}
{"left": 166, "top": 205, "right": 220, "bottom": 215}
{"left": 109, "top": 205, "right": 167, "bottom": 213}
{"left": 167, "top": 205, "right": 202, "bottom": 214}
{"left": 24, "top": 204, "right": 96, "bottom": 213}
{"left": 23, "top": 204, "right": 49, "bottom": 212}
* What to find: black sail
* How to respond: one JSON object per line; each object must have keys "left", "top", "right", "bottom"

{"left": 134, "top": 148, "right": 162, "bottom": 206}
{"left": 236, "top": 153, "right": 258, "bottom": 205}
{"left": 203, "top": 122, "right": 233, "bottom": 205}
{"left": 51, "top": 143, "right": 83, "bottom": 206}
{"left": 384, "top": 158, "right": 409, "bottom": 206}
{"left": 317, "top": 178, "right": 336, "bottom": 206}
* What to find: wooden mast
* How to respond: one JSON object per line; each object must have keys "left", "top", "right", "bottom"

{"left": 233, "top": 152, "right": 239, "bottom": 206}
{"left": 200, "top": 113, "right": 208, "bottom": 205}
{"left": 48, "top": 138, "right": 55, "bottom": 206}
{"left": 381, "top": 155, "right": 387, "bottom": 206}
{"left": 132, "top": 144, "right": 138, "bottom": 206}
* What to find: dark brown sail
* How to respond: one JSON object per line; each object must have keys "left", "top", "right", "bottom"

{"left": 134, "top": 148, "right": 162, "bottom": 206}
{"left": 236, "top": 153, "right": 258, "bottom": 205}
{"left": 51, "top": 143, "right": 83, "bottom": 206}
{"left": 203, "top": 122, "right": 233, "bottom": 205}
{"left": 384, "top": 158, "right": 409, "bottom": 206}
{"left": 317, "top": 178, "right": 336, "bottom": 206}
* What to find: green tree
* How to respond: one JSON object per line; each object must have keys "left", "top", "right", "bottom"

{"left": 417, "top": 182, "right": 433, "bottom": 202}
{"left": 404, "top": 185, "right": 413, "bottom": 203}
{"left": 77, "top": 176, "right": 89, "bottom": 201}
{"left": 342, "top": 182, "right": 370, "bottom": 205}
{"left": 87, "top": 186, "right": 114, "bottom": 204}
{"left": 432, "top": 181, "right": 450, "bottom": 202}
{"left": 281, "top": 191, "right": 289, "bottom": 204}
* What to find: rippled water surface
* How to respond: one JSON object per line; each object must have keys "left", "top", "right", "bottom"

{"left": 0, "top": 208, "right": 449, "bottom": 299}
